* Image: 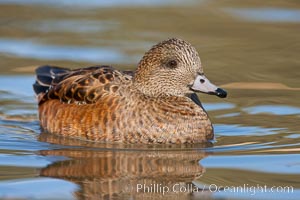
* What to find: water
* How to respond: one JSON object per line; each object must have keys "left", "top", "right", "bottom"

{"left": 224, "top": 8, "right": 300, "bottom": 23}
{"left": 0, "top": 0, "right": 300, "bottom": 199}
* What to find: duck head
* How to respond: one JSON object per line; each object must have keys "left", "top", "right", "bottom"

{"left": 134, "top": 38, "right": 227, "bottom": 98}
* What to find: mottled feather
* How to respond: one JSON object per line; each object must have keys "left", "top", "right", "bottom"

{"left": 35, "top": 65, "right": 132, "bottom": 105}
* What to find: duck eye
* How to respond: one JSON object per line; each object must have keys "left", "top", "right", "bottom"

{"left": 166, "top": 60, "right": 178, "bottom": 68}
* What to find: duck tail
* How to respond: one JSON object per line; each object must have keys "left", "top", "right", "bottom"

{"left": 33, "top": 65, "right": 70, "bottom": 95}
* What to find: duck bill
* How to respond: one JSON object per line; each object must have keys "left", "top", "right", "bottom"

{"left": 190, "top": 74, "right": 227, "bottom": 98}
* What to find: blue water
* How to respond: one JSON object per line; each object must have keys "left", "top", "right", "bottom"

{"left": 243, "top": 105, "right": 300, "bottom": 115}
{"left": 201, "top": 154, "right": 300, "bottom": 174}
{"left": 0, "top": 0, "right": 196, "bottom": 8}
{"left": 225, "top": 8, "right": 300, "bottom": 23}
{"left": 0, "top": 178, "right": 77, "bottom": 200}
{"left": 0, "top": 39, "right": 132, "bottom": 64}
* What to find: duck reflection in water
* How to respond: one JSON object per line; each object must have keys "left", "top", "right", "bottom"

{"left": 38, "top": 133, "right": 212, "bottom": 199}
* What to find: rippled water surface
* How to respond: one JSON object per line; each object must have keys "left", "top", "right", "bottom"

{"left": 0, "top": 0, "right": 300, "bottom": 199}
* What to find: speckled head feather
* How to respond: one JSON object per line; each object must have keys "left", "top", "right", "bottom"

{"left": 134, "top": 38, "right": 203, "bottom": 97}
{"left": 33, "top": 38, "right": 227, "bottom": 144}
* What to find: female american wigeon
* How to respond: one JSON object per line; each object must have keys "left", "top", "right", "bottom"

{"left": 33, "top": 38, "right": 227, "bottom": 144}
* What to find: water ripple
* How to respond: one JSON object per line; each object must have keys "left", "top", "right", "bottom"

{"left": 203, "top": 103, "right": 235, "bottom": 111}
{"left": 201, "top": 154, "right": 300, "bottom": 174}
{"left": 0, "top": 178, "right": 78, "bottom": 200}
{"left": 25, "top": 20, "right": 119, "bottom": 33}
{"left": 243, "top": 105, "right": 300, "bottom": 116}
{"left": 215, "top": 124, "right": 284, "bottom": 136}
{"left": 0, "top": 0, "right": 196, "bottom": 8}
{"left": 0, "top": 39, "right": 131, "bottom": 63}
{"left": 224, "top": 8, "right": 300, "bottom": 23}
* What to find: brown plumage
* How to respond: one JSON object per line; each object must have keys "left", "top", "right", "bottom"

{"left": 33, "top": 38, "right": 227, "bottom": 144}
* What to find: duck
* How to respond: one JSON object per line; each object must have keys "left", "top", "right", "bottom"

{"left": 33, "top": 38, "right": 227, "bottom": 144}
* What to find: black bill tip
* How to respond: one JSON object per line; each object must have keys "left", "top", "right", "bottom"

{"left": 216, "top": 88, "right": 227, "bottom": 98}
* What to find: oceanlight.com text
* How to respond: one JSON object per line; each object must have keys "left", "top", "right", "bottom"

{"left": 136, "top": 183, "right": 294, "bottom": 196}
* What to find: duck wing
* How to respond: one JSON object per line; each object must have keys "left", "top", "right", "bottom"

{"left": 33, "top": 65, "right": 133, "bottom": 105}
